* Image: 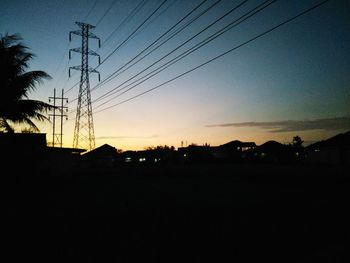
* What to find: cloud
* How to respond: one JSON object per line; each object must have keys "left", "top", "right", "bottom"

{"left": 206, "top": 116, "right": 350, "bottom": 133}
{"left": 96, "top": 135, "right": 159, "bottom": 140}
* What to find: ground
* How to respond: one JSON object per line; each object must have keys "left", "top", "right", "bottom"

{"left": 4, "top": 163, "right": 349, "bottom": 262}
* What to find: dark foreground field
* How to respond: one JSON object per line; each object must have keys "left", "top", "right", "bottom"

{"left": 4, "top": 163, "right": 350, "bottom": 262}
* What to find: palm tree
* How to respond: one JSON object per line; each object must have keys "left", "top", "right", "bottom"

{"left": 0, "top": 33, "right": 53, "bottom": 133}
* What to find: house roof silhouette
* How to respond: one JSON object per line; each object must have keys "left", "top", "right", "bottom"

{"left": 82, "top": 144, "right": 118, "bottom": 159}
{"left": 220, "top": 140, "right": 256, "bottom": 148}
{"left": 306, "top": 131, "right": 350, "bottom": 150}
{"left": 256, "top": 140, "right": 289, "bottom": 153}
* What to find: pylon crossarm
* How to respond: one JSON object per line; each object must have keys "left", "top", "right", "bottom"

{"left": 70, "top": 47, "right": 82, "bottom": 53}
{"left": 69, "top": 30, "right": 83, "bottom": 40}
{"left": 87, "top": 32, "right": 99, "bottom": 40}
{"left": 69, "top": 65, "right": 82, "bottom": 72}
{"left": 69, "top": 47, "right": 99, "bottom": 58}
{"left": 76, "top": 21, "right": 95, "bottom": 29}
{"left": 88, "top": 67, "right": 99, "bottom": 74}
{"left": 69, "top": 48, "right": 81, "bottom": 59}
{"left": 87, "top": 33, "right": 101, "bottom": 48}
{"left": 87, "top": 49, "right": 99, "bottom": 57}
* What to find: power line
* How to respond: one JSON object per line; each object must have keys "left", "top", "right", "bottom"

{"left": 100, "top": 0, "right": 168, "bottom": 65}
{"left": 65, "top": 0, "right": 211, "bottom": 116}
{"left": 92, "top": 0, "right": 274, "bottom": 109}
{"left": 144, "top": 0, "right": 178, "bottom": 25}
{"left": 68, "top": 0, "right": 225, "bottom": 107}
{"left": 94, "top": 0, "right": 331, "bottom": 114}
{"left": 97, "top": 0, "right": 178, "bottom": 68}
{"left": 51, "top": 43, "right": 71, "bottom": 90}
{"left": 95, "top": 0, "right": 118, "bottom": 27}
{"left": 89, "top": 0, "right": 212, "bottom": 94}
{"left": 104, "top": 0, "right": 179, "bottom": 57}
{"left": 83, "top": 0, "right": 99, "bottom": 22}
{"left": 99, "top": 0, "right": 148, "bottom": 53}
{"left": 92, "top": 0, "right": 248, "bottom": 104}
{"left": 68, "top": 0, "right": 242, "bottom": 112}
{"left": 94, "top": 0, "right": 166, "bottom": 71}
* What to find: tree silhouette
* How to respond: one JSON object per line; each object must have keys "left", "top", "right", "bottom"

{"left": 291, "top": 135, "right": 304, "bottom": 160}
{"left": 0, "top": 33, "right": 53, "bottom": 132}
{"left": 292, "top": 136, "right": 304, "bottom": 149}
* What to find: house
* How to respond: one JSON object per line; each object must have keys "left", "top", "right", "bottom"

{"left": 177, "top": 144, "right": 212, "bottom": 163}
{"left": 82, "top": 144, "right": 119, "bottom": 168}
{"left": 213, "top": 140, "right": 257, "bottom": 161}
{"left": 45, "top": 147, "right": 86, "bottom": 174}
{"left": 120, "top": 146, "right": 176, "bottom": 165}
{"left": 220, "top": 140, "right": 256, "bottom": 152}
{"left": 0, "top": 132, "right": 85, "bottom": 174}
{"left": 0, "top": 132, "right": 47, "bottom": 171}
{"left": 121, "top": 150, "right": 136, "bottom": 163}
{"left": 305, "top": 131, "right": 350, "bottom": 165}
{"left": 252, "top": 140, "right": 293, "bottom": 163}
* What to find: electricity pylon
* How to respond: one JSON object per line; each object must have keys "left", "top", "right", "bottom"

{"left": 69, "top": 22, "right": 100, "bottom": 151}
{"left": 48, "top": 88, "right": 68, "bottom": 147}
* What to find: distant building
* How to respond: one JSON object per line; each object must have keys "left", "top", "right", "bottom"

{"left": 0, "top": 132, "right": 85, "bottom": 174}
{"left": 121, "top": 146, "right": 176, "bottom": 164}
{"left": 220, "top": 140, "right": 257, "bottom": 152}
{"left": 202, "top": 140, "right": 256, "bottom": 161}
{"left": 45, "top": 147, "right": 86, "bottom": 174}
{"left": 177, "top": 140, "right": 257, "bottom": 163}
{"left": 82, "top": 144, "right": 119, "bottom": 168}
{"left": 177, "top": 144, "right": 212, "bottom": 163}
{"left": 251, "top": 140, "right": 293, "bottom": 163}
{"left": 0, "top": 132, "right": 47, "bottom": 170}
{"left": 305, "top": 131, "right": 350, "bottom": 165}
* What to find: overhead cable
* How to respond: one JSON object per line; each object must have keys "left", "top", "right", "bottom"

{"left": 94, "top": 0, "right": 331, "bottom": 114}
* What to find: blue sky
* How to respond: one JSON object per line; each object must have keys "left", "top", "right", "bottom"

{"left": 1, "top": 0, "right": 349, "bottom": 150}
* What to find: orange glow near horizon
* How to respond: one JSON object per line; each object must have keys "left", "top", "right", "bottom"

{"left": 35, "top": 121, "right": 348, "bottom": 152}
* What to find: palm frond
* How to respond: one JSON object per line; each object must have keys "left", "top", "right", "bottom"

{"left": 0, "top": 33, "right": 53, "bottom": 133}
{"left": 9, "top": 71, "right": 51, "bottom": 99}
{"left": 1, "top": 99, "right": 54, "bottom": 123}
{"left": 17, "top": 99, "right": 55, "bottom": 116}
{"left": 0, "top": 33, "right": 23, "bottom": 49}
{"left": 13, "top": 116, "right": 40, "bottom": 132}
{"left": 0, "top": 117, "right": 15, "bottom": 133}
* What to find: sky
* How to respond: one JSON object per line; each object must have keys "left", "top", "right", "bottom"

{"left": 1, "top": 0, "right": 349, "bottom": 151}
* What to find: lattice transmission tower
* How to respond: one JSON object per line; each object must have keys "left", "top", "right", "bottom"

{"left": 48, "top": 88, "right": 68, "bottom": 147}
{"left": 69, "top": 22, "right": 101, "bottom": 151}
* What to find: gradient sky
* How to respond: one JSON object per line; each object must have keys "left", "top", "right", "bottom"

{"left": 1, "top": 0, "right": 349, "bottom": 150}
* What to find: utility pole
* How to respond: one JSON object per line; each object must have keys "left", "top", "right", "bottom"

{"left": 49, "top": 88, "right": 68, "bottom": 147}
{"left": 69, "top": 21, "right": 100, "bottom": 151}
